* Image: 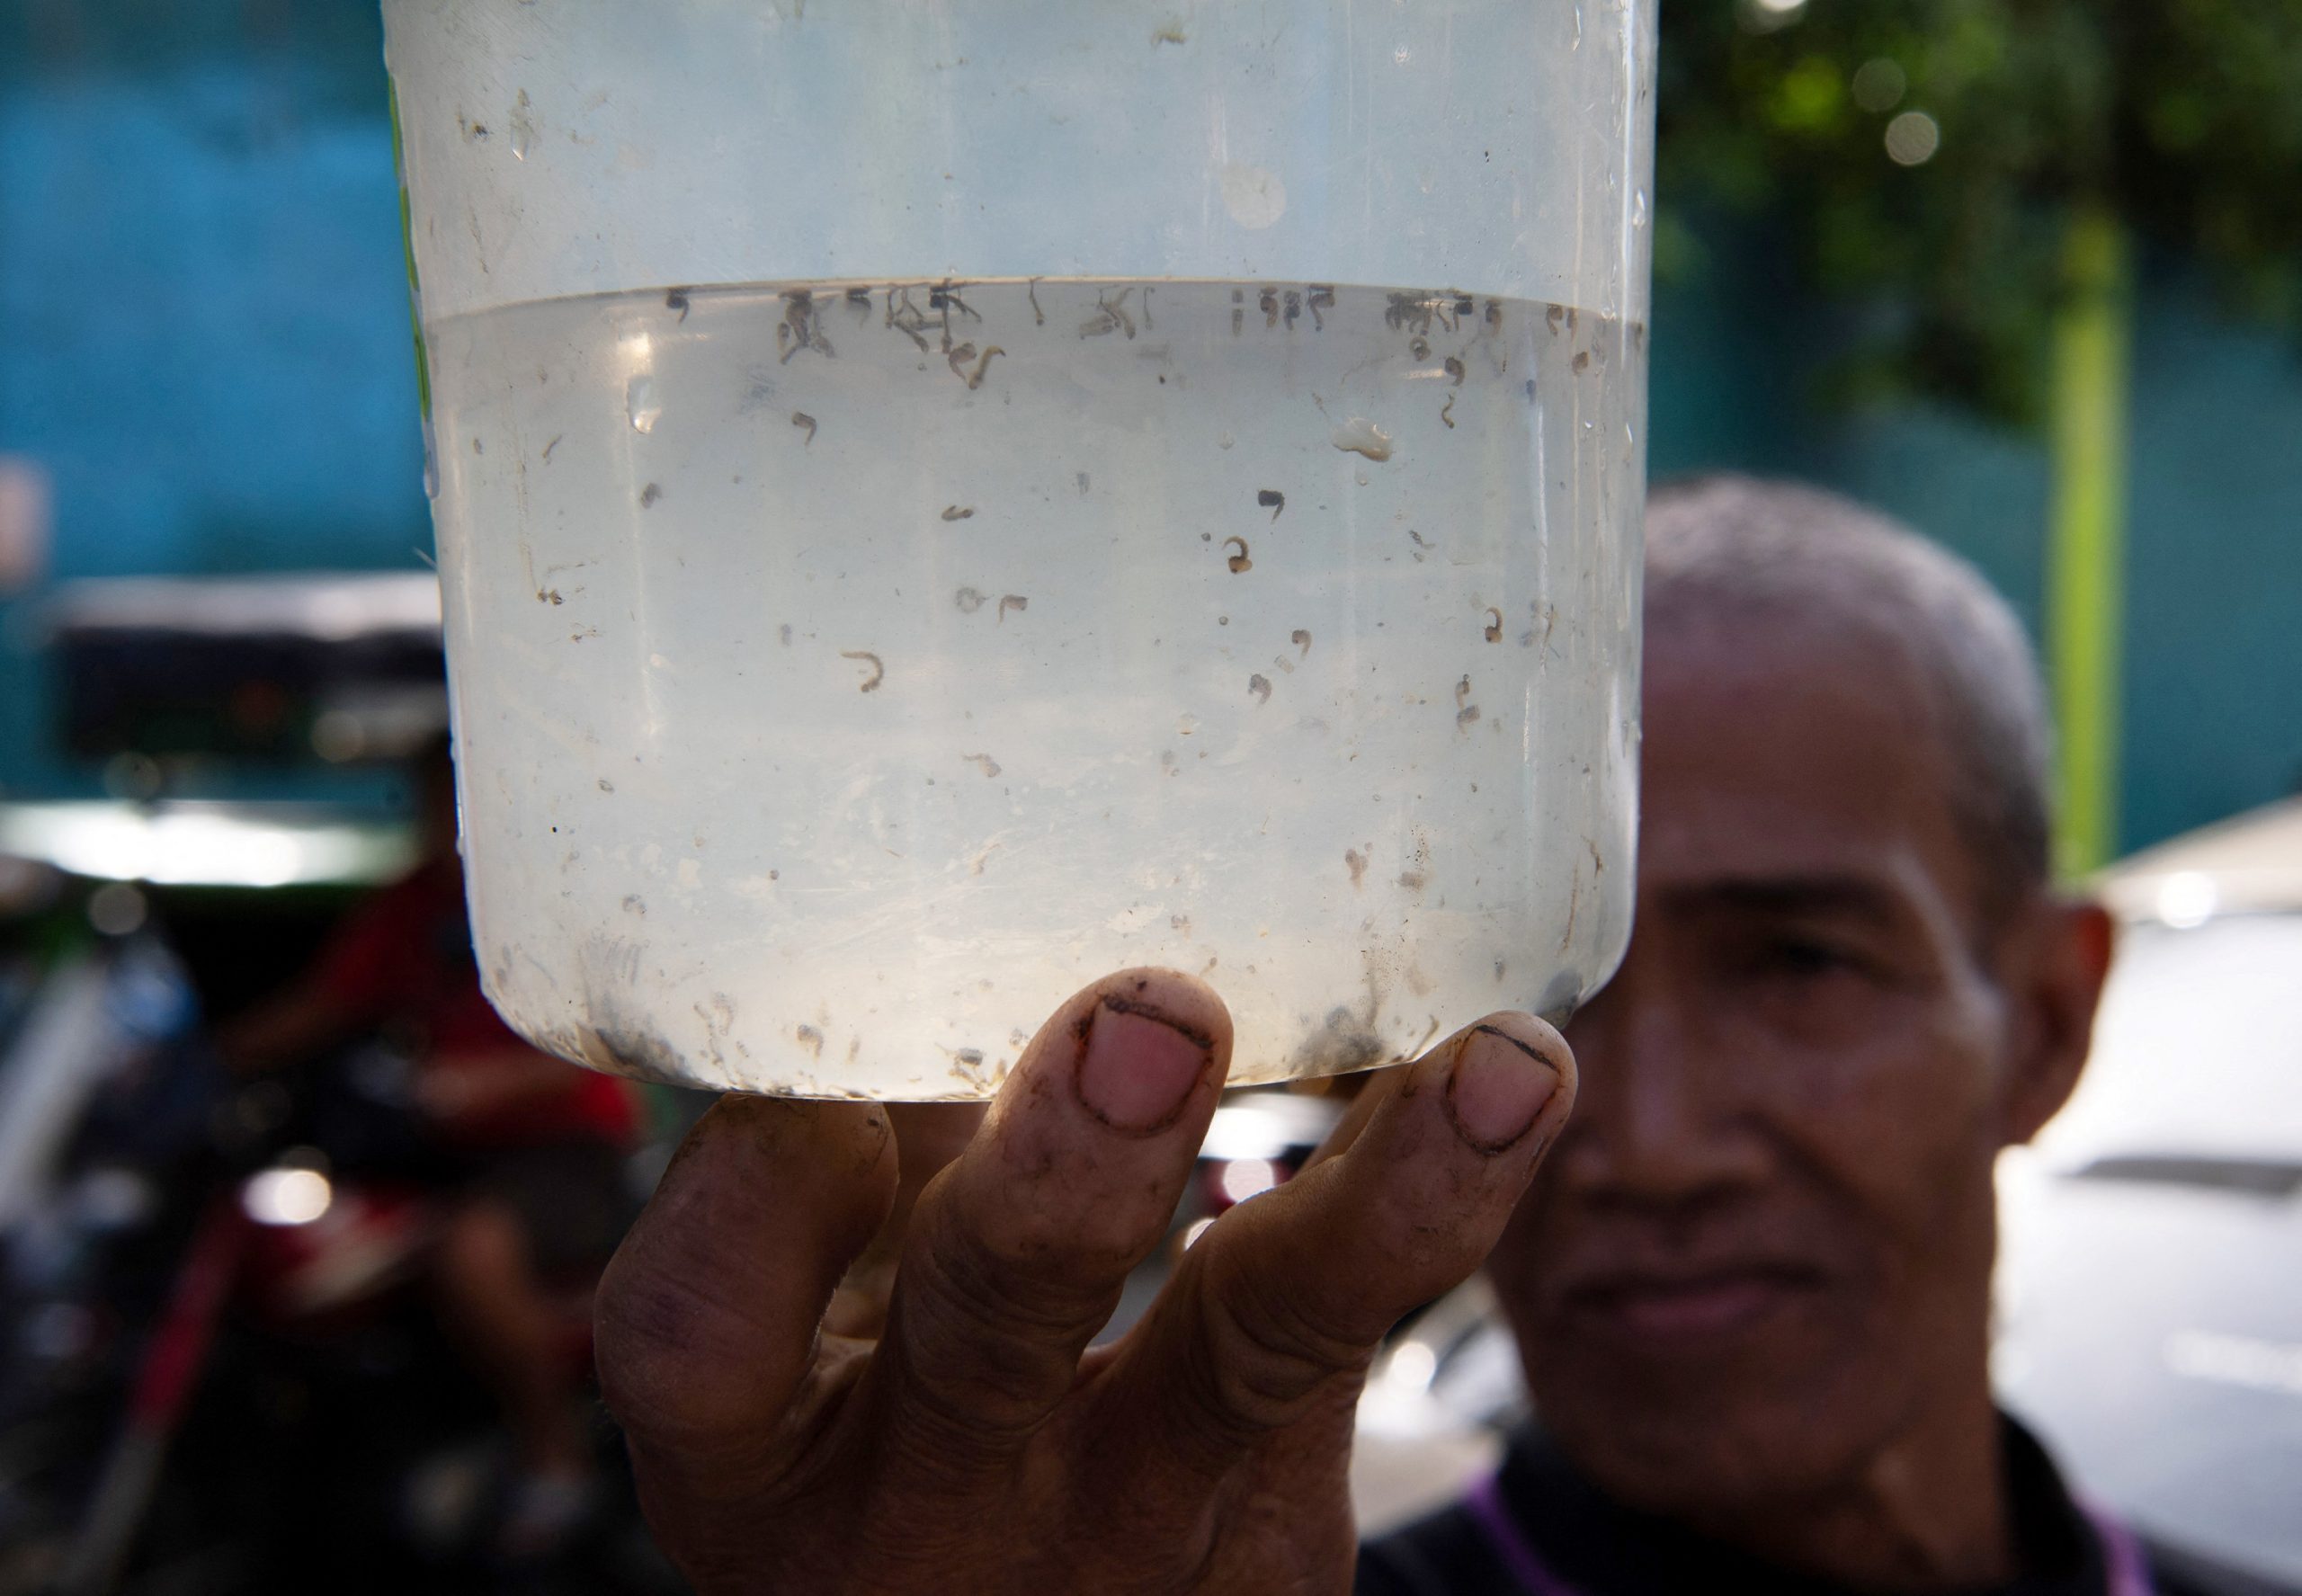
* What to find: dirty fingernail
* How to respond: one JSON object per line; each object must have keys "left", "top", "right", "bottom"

{"left": 1445, "top": 1023, "right": 1561, "bottom": 1154}
{"left": 1076, "top": 995, "right": 1214, "bottom": 1135}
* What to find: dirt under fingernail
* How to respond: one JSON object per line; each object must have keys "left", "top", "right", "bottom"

{"left": 1444, "top": 1024, "right": 1560, "bottom": 1153}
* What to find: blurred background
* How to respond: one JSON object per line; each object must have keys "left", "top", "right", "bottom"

{"left": 0, "top": 1, "right": 2296, "bottom": 1592}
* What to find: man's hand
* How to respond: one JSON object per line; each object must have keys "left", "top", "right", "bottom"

{"left": 594, "top": 967, "right": 1574, "bottom": 1594}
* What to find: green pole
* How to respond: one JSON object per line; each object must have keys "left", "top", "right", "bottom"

{"left": 2046, "top": 203, "right": 2132, "bottom": 877}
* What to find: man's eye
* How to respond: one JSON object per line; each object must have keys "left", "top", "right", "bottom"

{"left": 1760, "top": 937, "right": 1855, "bottom": 977}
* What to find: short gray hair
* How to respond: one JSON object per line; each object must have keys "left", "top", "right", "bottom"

{"left": 1644, "top": 475, "right": 2054, "bottom": 926}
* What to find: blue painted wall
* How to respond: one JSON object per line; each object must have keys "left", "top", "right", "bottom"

{"left": 0, "top": 2, "right": 423, "bottom": 579}
{"left": 2, "top": 0, "right": 2297, "bottom": 851}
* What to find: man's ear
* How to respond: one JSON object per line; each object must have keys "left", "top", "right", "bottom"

{"left": 1999, "top": 897, "right": 2117, "bottom": 1146}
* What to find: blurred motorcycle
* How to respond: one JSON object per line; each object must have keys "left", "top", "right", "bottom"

{"left": 0, "top": 887, "right": 673, "bottom": 1596}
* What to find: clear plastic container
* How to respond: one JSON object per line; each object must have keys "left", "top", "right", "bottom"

{"left": 384, "top": 0, "right": 1654, "bottom": 1099}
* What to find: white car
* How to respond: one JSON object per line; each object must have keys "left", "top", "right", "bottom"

{"left": 1996, "top": 799, "right": 2302, "bottom": 1593}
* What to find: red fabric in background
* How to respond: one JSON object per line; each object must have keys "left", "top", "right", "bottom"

{"left": 314, "top": 856, "right": 636, "bottom": 1148}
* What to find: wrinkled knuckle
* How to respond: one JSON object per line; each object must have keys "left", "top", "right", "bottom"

{"left": 970, "top": 1142, "right": 1167, "bottom": 1280}
{"left": 911, "top": 1208, "right": 1114, "bottom": 1343}
{"left": 995, "top": 1201, "right": 1147, "bottom": 1285}
{"left": 594, "top": 1259, "right": 763, "bottom": 1457}
{"left": 889, "top": 1222, "right": 1112, "bottom": 1441}
{"left": 1190, "top": 1262, "right": 1370, "bottom": 1438}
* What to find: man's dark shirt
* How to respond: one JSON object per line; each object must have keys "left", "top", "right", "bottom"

{"left": 1358, "top": 1416, "right": 2212, "bottom": 1596}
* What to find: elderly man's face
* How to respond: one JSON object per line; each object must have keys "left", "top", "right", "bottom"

{"left": 1488, "top": 618, "right": 2106, "bottom": 1511}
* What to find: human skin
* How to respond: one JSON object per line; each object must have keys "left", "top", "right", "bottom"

{"left": 1489, "top": 617, "right": 2113, "bottom": 1590}
{"left": 593, "top": 974, "right": 1573, "bottom": 1594}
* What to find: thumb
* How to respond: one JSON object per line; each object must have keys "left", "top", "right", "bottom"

{"left": 595, "top": 1095, "right": 897, "bottom": 1509}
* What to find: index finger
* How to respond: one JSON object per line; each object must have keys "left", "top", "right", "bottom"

{"left": 861, "top": 968, "right": 1231, "bottom": 1481}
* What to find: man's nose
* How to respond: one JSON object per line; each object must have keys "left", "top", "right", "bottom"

{"left": 1554, "top": 967, "right": 1771, "bottom": 1210}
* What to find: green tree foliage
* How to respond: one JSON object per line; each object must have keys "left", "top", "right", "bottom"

{"left": 1655, "top": 0, "right": 2302, "bottom": 421}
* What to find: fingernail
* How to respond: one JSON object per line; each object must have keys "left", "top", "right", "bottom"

{"left": 1445, "top": 1023, "right": 1561, "bottom": 1154}
{"left": 1075, "top": 995, "right": 1214, "bottom": 1135}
